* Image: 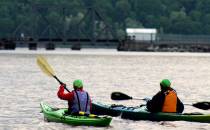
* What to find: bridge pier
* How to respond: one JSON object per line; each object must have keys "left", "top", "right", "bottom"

{"left": 0, "top": 38, "right": 119, "bottom": 50}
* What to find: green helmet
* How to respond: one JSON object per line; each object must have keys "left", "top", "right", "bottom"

{"left": 160, "top": 79, "right": 171, "bottom": 88}
{"left": 73, "top": 79, "right": 83, "bottom": 88}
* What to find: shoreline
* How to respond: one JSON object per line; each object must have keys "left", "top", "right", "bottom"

{"left": 1, "top": 47, "right": 210, "bottom": 57}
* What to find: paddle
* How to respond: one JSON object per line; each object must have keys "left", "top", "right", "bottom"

{"left": 36, "top": 55, "right": 70, "bottom": 92}
{"left": 111, "top": 92, "right": 210, "bottom": 110}
{"left": 111, "top": 92, "right": 148, "bottom": 101}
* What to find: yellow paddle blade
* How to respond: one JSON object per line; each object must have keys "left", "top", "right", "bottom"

{"left": 37, "top": 55, "right": 55, "bottom": 77}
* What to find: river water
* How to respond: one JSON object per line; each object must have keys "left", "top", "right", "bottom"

{"left": 1, "top": 49, "right": 210, "bottom": 130}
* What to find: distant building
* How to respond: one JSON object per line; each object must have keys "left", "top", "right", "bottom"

{"left": 126, "top": 28, "right": 157, "bottom": 42}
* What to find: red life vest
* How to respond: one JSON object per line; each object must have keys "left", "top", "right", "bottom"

{"left": 162, "top": 90, "right": 177, "bottom": 113}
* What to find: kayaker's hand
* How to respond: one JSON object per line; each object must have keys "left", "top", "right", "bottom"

{"left": 61, "top": 83, "right": 66, "bottom": 88}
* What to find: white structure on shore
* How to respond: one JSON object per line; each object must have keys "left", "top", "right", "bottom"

{"left": 126, "top": 28, "right": 157, "bottom": 42}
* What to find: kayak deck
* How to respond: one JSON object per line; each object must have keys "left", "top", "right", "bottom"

{"left": 40, "top": 102, "right": 112, "bottom": 127}
{"left": 92, "top": 101, "right": 210, "bottom": 123}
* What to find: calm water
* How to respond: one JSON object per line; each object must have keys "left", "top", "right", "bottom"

{"left": 1, "top": 49, "right": 210, "bottom": 130}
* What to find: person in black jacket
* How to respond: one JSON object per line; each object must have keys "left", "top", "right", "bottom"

{"left": 146, "top": 79, "right": 184, "bottom": 113}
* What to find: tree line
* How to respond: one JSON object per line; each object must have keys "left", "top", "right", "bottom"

{"left": 0, "top": 0, "right": 210, "bottom": 39}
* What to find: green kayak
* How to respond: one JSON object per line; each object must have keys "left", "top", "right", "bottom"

{"left": 40, "top": 102, "right": 112, "bottom": 127}
{"left": 92, "top": 102, "right": 210, "bottom": 123}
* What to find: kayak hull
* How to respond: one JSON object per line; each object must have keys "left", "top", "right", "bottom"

{"left": 92, "top": 102, "right": 122, "bottom": 117}
{"left": 40, "top": 102, "right": 112, "bottom": 127}
{"left": 122, "top": 108, "right": 210, "bottom": 122}
{"left": 92, "top": 102, "right": 210, "bottom": 123}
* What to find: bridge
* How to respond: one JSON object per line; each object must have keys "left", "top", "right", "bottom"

{"left": 1, "top": 1, "right": 210, "bottom": 52}
{"left": 0, "top": 1, "right": 122, "bottom": 50}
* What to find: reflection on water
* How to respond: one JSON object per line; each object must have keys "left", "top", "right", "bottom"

{"left": 1, "top": 50, "right": 210, "bottom": 130}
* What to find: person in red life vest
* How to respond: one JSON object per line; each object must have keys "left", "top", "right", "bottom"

{"left": 57, "top": 79, "right": 91, "bottom": 115}
{"left": 146, "top": 79, "right": 184, "bottom": 113}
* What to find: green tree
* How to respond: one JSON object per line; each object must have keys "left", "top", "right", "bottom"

{"left": 115, "top": 0, "right": 131, "bottom": 22}
{"left": 125, "top": 17, "right": 143, "bottom": 28}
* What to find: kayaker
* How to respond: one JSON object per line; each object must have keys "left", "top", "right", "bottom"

{"left": 146, "top": 79, "right": 184, "bottom": 113}
{"left": 57, "top": 79, "right": 91, "bottom": 115}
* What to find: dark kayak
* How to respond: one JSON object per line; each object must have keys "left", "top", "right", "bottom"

{"left": 92, "top": 101, "right": 210, "bottom": 123}
{"left": 40, "top": 102, "right": 112, "bottom": 127}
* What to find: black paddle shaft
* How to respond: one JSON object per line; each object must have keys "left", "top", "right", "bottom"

{"left": 53, "top": 75, "right": 70, "bottom": 92}
{"left": 53, "top": 75, "right": 63, "bottom": 84}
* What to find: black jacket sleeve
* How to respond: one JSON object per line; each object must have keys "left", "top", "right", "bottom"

{"left": 176, "top": 97, "right": 184, "bottom": 113}
{"left": 146, "top": 91, "right": 165, "bottom": 112}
